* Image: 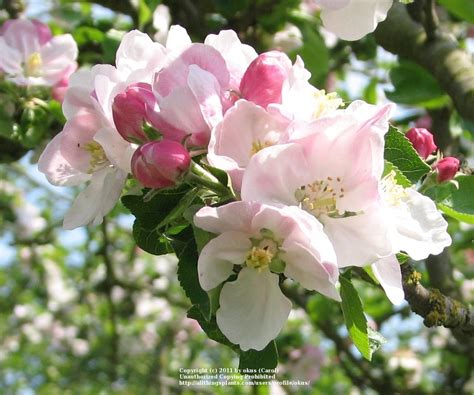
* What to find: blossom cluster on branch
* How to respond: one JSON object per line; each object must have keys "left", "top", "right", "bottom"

{"left": 30, "top": 21, "right": 456, "bottom": 353}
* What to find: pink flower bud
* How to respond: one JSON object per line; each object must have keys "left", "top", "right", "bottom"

{"left": 131, "top": 140, "right": 191, "bottom": 189}
{"left": 113, "top": 83, "right": 158, "bottom": 143}
{"left": 239, "top": 51, "right": 292, "bottom": 108}
{"left": 433, "top": 157, "right": 460, "bottom": 182}
{"left": 405, "top": 128, "right": 437, "bottom": 159}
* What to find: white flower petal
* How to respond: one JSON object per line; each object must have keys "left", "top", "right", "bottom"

{"left": 372, "top": 255, "right": 404, "bottom": 305}
{"left": 388, "top": 188, "right": 451, "bottom": 260}
{"left": 38, "top": 132, "right": 91, "bottom": 186}
{"left": 197, "top": 231, "right": 250, "bottom": 291}
{"left": 322, "top": 208, "right": 392, "bottom": 268}
{"left": 283, "top": 241, "right": 340, "bottom": 301}
{"left": 217, "top": 268, "right": 291, "bottom": 351}
{"left": 320, "top": 0, "right": 393, "bottom": 41}
{"left": 63, "top": 167, "right": 127, "bottom": 229}
{"left": 94, "top": 127, "right": 135, "bottom": 173}
{"left": 194, "top": 201, "right": 260, "bottom": 235}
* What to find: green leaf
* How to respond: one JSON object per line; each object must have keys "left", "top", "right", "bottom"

{"left": 298, "top": 24, "right": 330, "bottom": 87}
{"left": 383, "top": 160, "right": 412, "bottom": 188}
{"left": 438, "top": 0, "right": 474, "bottom": 24}
{"left": 363, "top": 78, "right": 378, "bottom": 105}
{"left": 137, "top": 0, "right": 152, "bottom": 27}
{"left": 187, "top": 305, "right": 238, "bottom": 351}
{"left": 385, "top": 61, "right": 449, "bottom": 108}
{"left": 384, "top": 126, "right": 431, "bottom": 184}
{"left": 239, "top": 341, "right": 278, "bottom": 371}
{"left": 368, "top": 327, "right": 387, "bottom": 355}
{"left": 131, "top": 220, "right": 172, "bottom": 255}
{"left": 173, "top": 227, "right": 210, "bottom": 316}
{"left": 435, "top": 176, "right": 474, "bottom": 224}
{"left": 122, "top": 185, "right": 190, "bottom": 230}
{"left": 340, "top": 275, "right": 371, "bottom": 360}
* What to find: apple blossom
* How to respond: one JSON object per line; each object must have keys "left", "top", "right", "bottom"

{"left": 0, "top": 18, "right": 78, "bottom": 86}
{"left": 207, "top": 99, "right": 291, "bottom": 190}
{"left": 314, "top": 0, "right": 394, "bottom": 41}
{"left": 39, "top": 30, "right": 168, "bottom": 228}
{"left": 242, "top": 101, "right": 394, "bottom": 268}
{"left": 405, "top": 127, "right": 437, "bottom": 159}
{"left": 433, "top": 157, "right": 460, "bottom": 182}
{"left": 131, "top": 140, "right": 191, "bottom": 189}
{"left": 194, "top": 201, "right": 339, "bottom": 350}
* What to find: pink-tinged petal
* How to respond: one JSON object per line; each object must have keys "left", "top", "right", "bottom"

{"left": 0, "top": 37, "right": 22, "bottom": 75}
{"left": 165, "top": 25, "right": 192, "bottom": 52}
{"left": 204, "top": 30, "right": 257, "bottom": 89}
{"left": 157, "top": 85, "right": 210, "bottom": 145}
{"left": 292, "top": 103, "right": 393, "bottom": 212}
{"left": 242, "top": 143, "right": 309, "bottom": 206}
{"left": 217, "top": 268, "right": 291, "bottom": 351}
{"left": 198, "top": 231, "right": 250, "bottom": 290}
{"left": 387, "top": 188, "right": 451, "bottom": 260}
{"left": 283, "top": 241, "right": 340, "bottom": 301}
{"left": 2, "top": 19, "right": 40, "bottom": 58}
{"left": 31, "top": 19, "right": 52, "bottom": 45}
{"left": 92, "top": 73, "right": 119, "bottom": 124}
{"left": 62, "top": 69, "right": 97, "bottom": 119}
{"left": 187, "top": 65, "right": 223, "bottom": 130}
{"left": 38, "top": 132, "right": 91, "bottom": 186}
{"left": 39, "top": 34, "right": 78, "bottom": 86}
{"left": 60, "top": 112, "right": 103, "bottom": 173}
{"left": 94, "top": 127, "right": 135, "bottom": 173}
{"left": 208, "top": 100, "right": 290, "bottom": 190}
{"left": 320, "top": 0, "right": 393, "bottom": 41}
{"left": 63, "top": 167, "right": 127, "bottom": 229}
{"left": 194, "top": 201, "right": 261, "bottom": 235}
{"left": 155, "top": 43, "right": 229, "bottom": 97}
{"left": 115, "top": 30, "right": 167, "bottom": 79}
{"left": 322, "top": 208, "right": 392, "bottom": 268}
{"left": 372, "top": 255, "right": 404, "bottom": 305}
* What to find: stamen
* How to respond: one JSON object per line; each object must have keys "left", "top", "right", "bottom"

{"left": 83, "top": 141, "right": 108, "bottom": 173}
{"left": 250, "top": 139, "right": 273, "bottom": 156}
{"left": 25, "top": 52, "right": 42, "bottom": 77}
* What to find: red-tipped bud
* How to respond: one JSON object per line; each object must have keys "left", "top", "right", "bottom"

{"left": 131, "top": 140, "right": 191, "bottom": 189}
{"left": 406, "top": 128, "right": 437, "bottom": 159}
{"left": 433, "top": 157, "right": 460, "bottom": 183}
{"left": 113, "top": 83, "right": 157, "bottom": 144}
{"left": 239, "top": 51, "right": 292, "bottom": 108}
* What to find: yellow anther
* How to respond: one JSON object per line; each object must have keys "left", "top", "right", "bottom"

{"left": 246, "top": 246, "right": 274, "bottom": 272}
{"left": 250, "top": 139, "right": 273, "bottom": 156}
{"left": 83, "top": 141, "right": 108, "bottom": 173}
{"left": 25, "top": 52, "right": 42, "bottom": 77}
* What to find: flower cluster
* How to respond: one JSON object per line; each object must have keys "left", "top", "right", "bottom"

{"left": 0, "top": 18, "right": 77, "bottom": 90}
{"left": 38, "top": 25, "right": 452, "bottom": 351}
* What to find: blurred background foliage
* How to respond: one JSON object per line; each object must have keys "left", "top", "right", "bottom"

{"left": 0, "top": 0, "right": 473, "bottom": 394}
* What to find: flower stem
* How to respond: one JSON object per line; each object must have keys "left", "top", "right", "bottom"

{"left": 185, "top": 161, "right": 234, "bottom": 199}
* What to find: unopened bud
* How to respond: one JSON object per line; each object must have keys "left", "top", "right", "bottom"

{"left": 239, "top": 51, "right": 292, "bottom": 108}
{"left": 113, "top": 83, "right": 158, "bottom": 144}
{"left": 405, "top": 128, "right": 437, "bottom": 159}
{"left": 433, "top": 157, "right": 460, "bottom": 183}
{"left": 131, "top": 140, "right": 191, "bottom": 189}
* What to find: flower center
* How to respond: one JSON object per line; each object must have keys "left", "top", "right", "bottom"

{"left": 312, "top": 90, "right": 342, "bottom": 118}
{"left": 25, "top": 52, "right": 42, "bottom": 77}
{"left": 381, "top": 171, "right": 408, "bottom": 206}
{"left": 295, "top": 176, "right": 345, "bottom": 217}
{"left": 245, "top": 232, "right": 284, "bottom": 273}
{"left": 250, "top": 139, "right": 274, "bottom": 156}
{"left": 83, "top": 141, "right": 108, "bottom": 173}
